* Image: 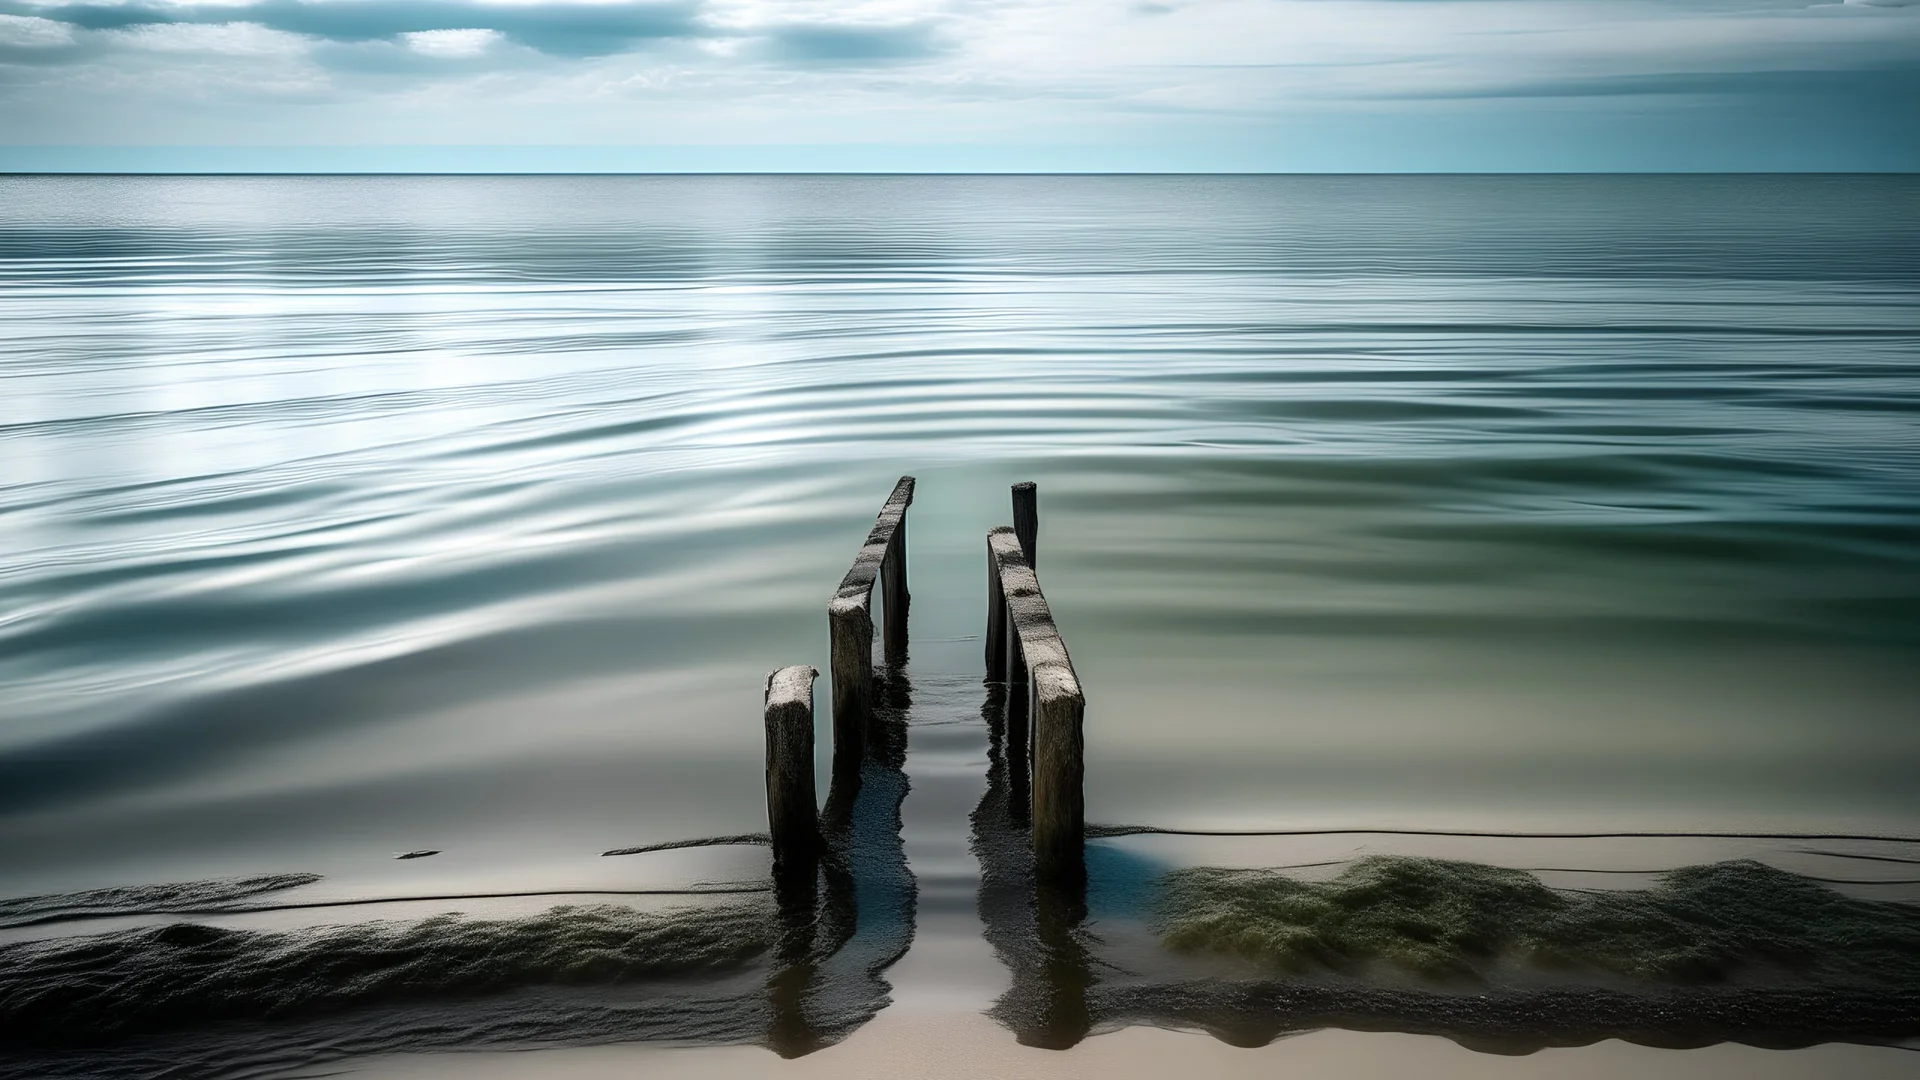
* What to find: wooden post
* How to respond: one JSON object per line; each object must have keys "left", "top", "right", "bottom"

{"left": 1006, "top": 666, "right": 1030, "bottom": 824}
{"left": 1006, "top": 600, "right": 1028, "bottom": 694}
{"left": 764, "top": 665, "right": 820, "bottom": 871}
{"left": 828, "top": 600, "right": 872, "bottom": 768}
{"left": 830, "top": 476, "right": 915, "bottom": 758}
{"left": 1012, "top": 481, "right": 1038, "bottom": 568}
{"left": 882, "top": 515, "right": 909, "bottom": 664}
{"left": 1008, "top": 481, "right": 1037, "bottom": 689}
{"left": 988, "top": 527, "right": 1086, "bottom": 883}
{"left": 986, "top": 534, "right": 1008, "bottom": 680}
{"left": 1030, "top": 665, "right": 1085, "bottom": 883}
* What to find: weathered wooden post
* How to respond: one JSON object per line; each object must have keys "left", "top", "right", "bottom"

{"left": 1004, "top": 483, "right": 1036, "bottom": 691}
{"left": 765, "top": 665, "right": 821, "bottom": 870}
{"left": 1030, "top": 665, "right": 1084, "bottom": 882}
{"left": 989, "top": 481, "right": 1038, "bottom": 685}
{"left": 830, "top": 476, "right": 915, "bottom": 767}
{"left": 882, "top": 512, "right": 909, "bottom": 664}
{"left": 1012, "top": 481, "right": 1038, "bottom": 567}
{"left": 827, "top": 600, "right": 873, "bottom": 772}
{"left": 1006, "top": 683, "right": 1030, "bottom": 825}
{"left": 986, "top": 535, "right": 1008, "bottom": 680}
{"left": 1005, "top": 622, "right": 1029, "bottom": 692}
{"left": 988, "top": 526, "right": 1086, "bottom": 883}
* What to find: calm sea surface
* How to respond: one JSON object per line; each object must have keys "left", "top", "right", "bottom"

{"left": 2, "top": 175, "right": 1918, "bottom": 1074}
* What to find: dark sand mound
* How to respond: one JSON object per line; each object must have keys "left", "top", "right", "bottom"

{"left": 0, "top": 899, "right": 774, "bottom": 1045}
{"left": 1155, "top": 856, "right": 1920, "bottom": 985}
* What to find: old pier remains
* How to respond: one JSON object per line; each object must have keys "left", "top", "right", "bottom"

{"left": 763, "top": 475, "right": 1085, "bottom": 882}
{"left": 764, "top": 476, "right": 915, "bottom": 871}
{"left": 829, "top": 476, "right": 915, "bottom": 766}
{"left": 986, "top": 483, "right": 1087, "bottom": 882}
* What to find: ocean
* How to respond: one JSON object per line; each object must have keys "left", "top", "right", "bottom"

{"left": 1, "top": 174, "right": 1917, "bottom": 1077}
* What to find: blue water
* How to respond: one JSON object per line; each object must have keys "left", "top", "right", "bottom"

{"left": 2, "top": 175, "right": 1918, "bottom": 1074}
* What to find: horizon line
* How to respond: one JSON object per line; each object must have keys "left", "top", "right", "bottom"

{"left": 5, "top": 170, "right": 1917, "bottom": 178}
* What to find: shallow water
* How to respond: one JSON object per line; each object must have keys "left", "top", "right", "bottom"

{"left": 2, "top": 175, "right": 1918, "bottom": 1074}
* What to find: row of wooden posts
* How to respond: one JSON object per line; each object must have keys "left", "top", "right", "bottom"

{"left": 762, "top": 477, "right": 1087, "bottom": 881}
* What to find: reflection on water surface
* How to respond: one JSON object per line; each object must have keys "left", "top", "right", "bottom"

{"left": 1, "top": 175, "right": 1917, "bottom": 1074}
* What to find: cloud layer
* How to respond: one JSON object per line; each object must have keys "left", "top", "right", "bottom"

{"left": 1, "top": 0, "right": 1916, "bottom": 169}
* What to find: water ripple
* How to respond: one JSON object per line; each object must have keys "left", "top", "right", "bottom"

{"left": 1, "top": 174, "right": 1916, "bottom": 902}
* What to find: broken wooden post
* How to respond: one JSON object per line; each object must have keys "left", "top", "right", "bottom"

{"left": 830, "top": 476, "right": 915, "bottom": 764}
{"left": 988, "top": 526, "right": 1086, "bottom": 882}
{"left": 765, "top": 665, "right": 821, "bottom": 871}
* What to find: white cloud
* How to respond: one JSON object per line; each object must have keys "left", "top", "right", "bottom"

{"left": 403, "top": 28, "right": 505, "bottom": 57}
{"left": 104, "top": 21, "right": 310, "bottom": 56}
{"left": 0, "top": 12, "right": 73, "bottom": 47}
{"left": 704, "top": 0, "right": 946, "bottom": 32}
{"left": 0, "top": 0, "right": 1915, "bottom": 167}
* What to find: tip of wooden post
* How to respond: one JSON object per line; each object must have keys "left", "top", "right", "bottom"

{"left": 767, "top": 665, "right": 819, "bottom": 704}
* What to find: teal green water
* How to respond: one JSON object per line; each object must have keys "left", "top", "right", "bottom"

{"left": 1, "top": 175, "right": 1917, "bottom": 1073}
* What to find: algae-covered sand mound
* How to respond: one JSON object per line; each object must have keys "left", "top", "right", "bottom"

{"left": 0, "top": 900, "right": 776, "bottom": 1045}
{"left": 1155, "top": 857, "right": 1920, "bottom": 985}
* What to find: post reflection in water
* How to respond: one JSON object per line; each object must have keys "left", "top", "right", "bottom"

{"left": 5, "top": 177, "right": 1919, "bottom": 1080}
{"left": 966, "top": 672, "right": 1920, "bottom": 1057}
{"left": 973, "top": 678, "right": 1096, "bottom": 1050}
{"left": 763, "top": 658, "right": 917, "bottom": 1057}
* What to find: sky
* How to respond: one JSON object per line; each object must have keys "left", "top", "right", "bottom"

{"left": 0, "top": 0, "right": 1916, "bottom": 171}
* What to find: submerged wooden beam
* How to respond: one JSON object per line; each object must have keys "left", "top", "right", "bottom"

{"left": 988, "top": 526, "right": 1086, "bottom": 882}
{"left": 764, "top": 665, "right": 820, "bottom": 871}
{"left": 829, "top": 476, "right": 915, "bottom": 763}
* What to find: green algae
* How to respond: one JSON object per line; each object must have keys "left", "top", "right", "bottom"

{"left": 1154, "top": 857, "right": 1920, "bottom": 986}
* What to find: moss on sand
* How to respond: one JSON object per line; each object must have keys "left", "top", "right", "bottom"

{"left": 1155, "top": 857, "right": 1920, "bottom": 986}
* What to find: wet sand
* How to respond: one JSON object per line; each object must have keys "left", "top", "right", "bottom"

{"left": 349, "top": 1013, "right": 1919, "bottom": 1080}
